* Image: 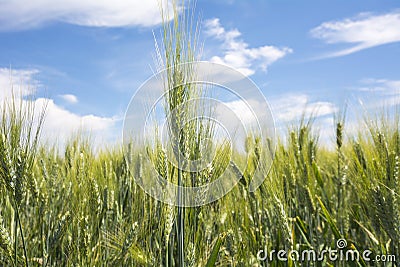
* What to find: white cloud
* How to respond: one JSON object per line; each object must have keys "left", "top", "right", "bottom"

{"left": 311, "top": 11, "right": 400, "bottom": 57}
{"left": 356, "top": 78, "right": 400, "bottom": 92}
{"left": 0, "top": 68, "right": 119, "bottom": 148}
{"left": 263, "top": 93, "right": 338, "bottom": 148}
{"left": 204, "top": 18, "right": 292, "bottom": 76}
{"left": 269, "top": 93, "right": 337, "bottom": 122}
{"left": 59, "top": 94, "right": 78, "bottom": 104}
{"left": 211, "top": 98, "right": 273, "bottom": 153}
{"left": 0, "top": 68, "right": 39, "bottom": 100}
{"left": 221, "top": 100, "right": 257, "bottom": 125}
{"left": 218, "top": 94, "right": 337, "bottom": 149}
{"left": 353, "top": 78, "right": 400, "bottom": 108}
{"left": 33, "top": 98, "right": 117, "bottom": 146}
{"left": 0, "top": 0, "right": 173, "bottom": 31}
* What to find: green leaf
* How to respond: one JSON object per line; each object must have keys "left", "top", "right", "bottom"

{"left": 205, "top": 233, "right": 225, "bottom": 267}
{"left": 316, "top": 196, "right": 341, "bottom": 240}
{"left": 354, "top": 220, "right": 379, "bottom": 245}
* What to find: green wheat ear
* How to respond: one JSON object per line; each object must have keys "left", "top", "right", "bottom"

{"left": 0, "top": 213, "right": 14, "bottom": 264}
{"left": 0, "top": 90, "right": 46, "bottom": 267}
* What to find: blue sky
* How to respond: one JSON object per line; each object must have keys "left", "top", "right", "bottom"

{"left": 0, "top": 0, "right": 399, "bottom": 147}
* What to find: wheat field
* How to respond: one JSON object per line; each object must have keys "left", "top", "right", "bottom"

{"left": 0, "top": 1, "right": 399, "bottom": 266}
{"left": 0, "top": 95, "right": 399, "bottom": 266}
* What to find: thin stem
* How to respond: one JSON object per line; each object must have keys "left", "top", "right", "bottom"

{"left": 177, "top": 167, "right": 185, "bottom": 266}
{"left": 14, "top": 207, "right": 18, "bottom": 267}
{"left": 169, "top": 227, "right": 175, "bottom": 266}
{"left": 16, "top": 207, "right": 29, "bottom": 267}
{"left": 165, "top": 240, "right": 169, "bottom": 267}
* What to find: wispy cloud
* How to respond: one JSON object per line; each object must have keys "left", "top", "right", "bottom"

{"left": 59, "top": 94, "right": 78, "bottom": 104}
{"left": 0, "top": 0, "right": 172, "bottom": 31}
{"left": 354, "top": 78, "right": 400, "bottom": 108}
{"left": 204, "top": 18, "right": 292, "bottom": 76}
{"left": 310, "top": 10, "right": 400, "bottom": 57}
{"left": 357, "top": 78, "right": 400, "bottom": 92}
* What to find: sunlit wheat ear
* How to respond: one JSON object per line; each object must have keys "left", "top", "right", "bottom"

{"left": 185, "top": 241, "right": 195, "bottom": 267}
{"left": 163, "top": 204, "right": 175, "bottom": 242}
{"left": 389, "top": 187, "right": 400, "bottom": 244}
{"left": 274, "top": 195, "right": 292, "bottom": 249}
{"left": 304, "top": 186, "right": 316, "bottom": 214}
{"left": 0, "top": 214, "right": 14, "bottom": 263}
